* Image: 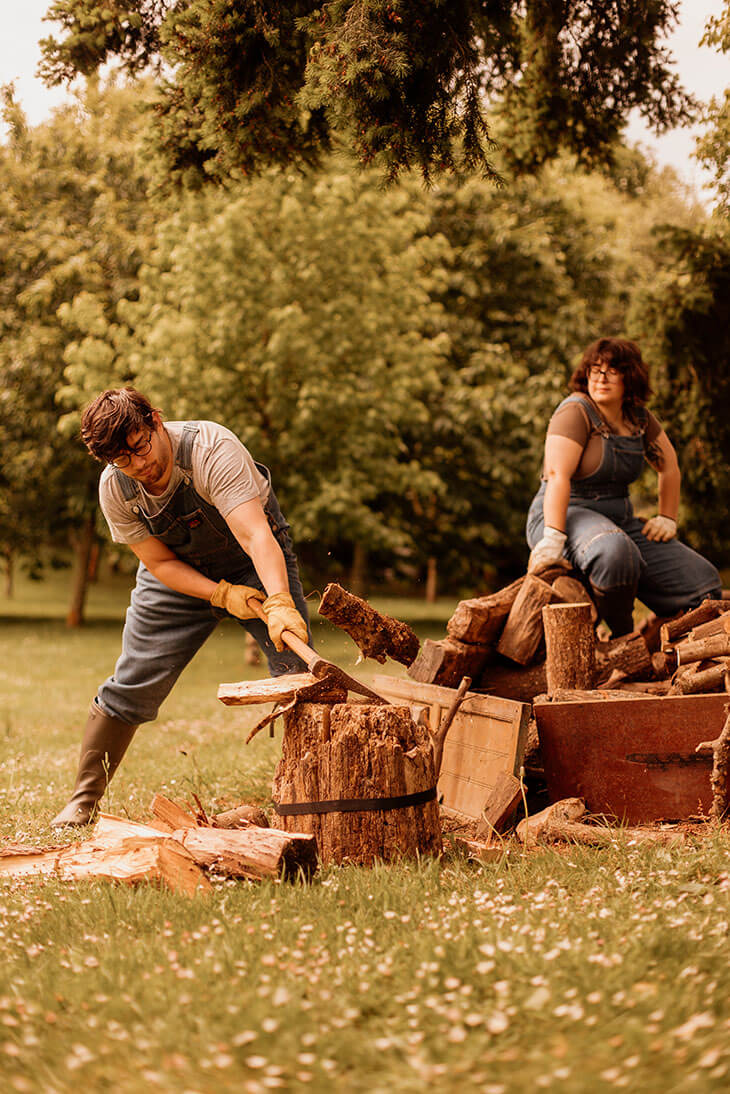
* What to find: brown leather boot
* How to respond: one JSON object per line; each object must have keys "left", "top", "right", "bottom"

{"left": 51, "top": 702, "right": 138, "bottom": 827}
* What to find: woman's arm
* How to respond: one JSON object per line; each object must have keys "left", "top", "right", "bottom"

{"left": 642, "top": 429, "right": 680, "bottom": 541}
{"left": 527, "top": 434, "right": 584, "bottom": 572}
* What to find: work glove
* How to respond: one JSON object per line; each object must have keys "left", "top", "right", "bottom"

{"left": 527, "top": 526, "right": 567, "bottom": 573}
{"left": 210, "top": 580, "right": 266, "bottom": 619}
{"left": 263, "top": 591, "right": 308, "bottom": 651}
{"left": 642, "top": 515, "right": 677, "bottom": 542}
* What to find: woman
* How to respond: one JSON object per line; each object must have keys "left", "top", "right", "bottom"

{"left": 526, "top": 338, "right": 721, "bottom": 636}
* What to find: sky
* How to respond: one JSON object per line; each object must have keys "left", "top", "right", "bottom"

{"left": 1, "top": 0, "right": 728, "bottom": 202}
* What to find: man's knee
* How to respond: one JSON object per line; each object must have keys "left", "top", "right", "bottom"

{"left": 579, "top": 529, "right": 642, "bottom": 591}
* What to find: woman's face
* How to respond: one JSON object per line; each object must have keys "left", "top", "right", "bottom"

{"left": 586, "top": 360, "right": 625, "bottom": 407}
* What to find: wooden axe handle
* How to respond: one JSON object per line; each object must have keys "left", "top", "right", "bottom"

{"left": 246, "top": 596, "right": 320, "bottom": 671}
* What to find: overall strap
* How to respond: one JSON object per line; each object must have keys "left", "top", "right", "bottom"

{"left": 178, "top": 423, "right": 199, "bottom": 475}
{"left": 114, "top": 467, "right": 140, "bottom": 501}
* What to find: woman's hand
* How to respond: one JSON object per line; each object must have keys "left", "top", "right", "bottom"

{"left": 642, "top": 515, "right": 677, "bottom": 542}
{"left": 528, "top": 526, "right": 568, "bottom": 572}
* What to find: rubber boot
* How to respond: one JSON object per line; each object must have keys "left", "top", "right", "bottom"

{"left": 51, "top": 702, "right": 138, "bottom": 828}
{"left": 590, "top": 583, "right": 637, "bottom": 638}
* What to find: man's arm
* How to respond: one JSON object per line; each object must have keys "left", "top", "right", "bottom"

{"left": 224, "top": 497, "right": 290, "bottom": 597}
{"left": 129, "top": 537, "right": 218, "bottom": 600}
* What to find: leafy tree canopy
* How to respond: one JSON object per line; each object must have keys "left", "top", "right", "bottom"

{"left": 696, "top": 2, "right": 730, "bottom": 213}
{"left": 39, "top": 0, "right": 694, "bottom": 184}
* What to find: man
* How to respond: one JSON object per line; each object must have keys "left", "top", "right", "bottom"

{"left": 52, "top": 388, "right": 310, "bottom": 827}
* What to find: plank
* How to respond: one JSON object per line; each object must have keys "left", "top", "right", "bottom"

{"left": 373, "top": 674, "right": 530, "bottom": 820}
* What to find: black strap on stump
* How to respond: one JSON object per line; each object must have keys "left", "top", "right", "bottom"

{"left": 273, "top": 786, "right": 437, "bottom": 816}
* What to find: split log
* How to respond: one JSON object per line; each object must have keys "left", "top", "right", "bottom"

{"left": 685, "top": 614, "right": 730, "bottom": 644}
{"left": 668, "top": 659, "right": 730, "bottom": 696}
{"left": 551, "top": 576, "right": 598, "bottom": 622}
{"left": 497, "top": 575, "right": 561, "bottom": 665}
{"left": 213, "top": 804, "right": 270, "bottom": 829}
{"left": 542, "top": 602, "right": 596, "bottom": 694}
{"left": 95, "top": 813, "right": 316, "bottom": 881}
{"left": 0, "top": 833, "right": 210, "bottom": 896}
{"left": 636, "top": 613, "right": 664, "bottom": 654}
{"left": 218, "top": 673, "right": 348, "bottom": 706}
{"left": 272, "top": 702, "right": 442, "bottom": 866}
{"left": 478, "top": 659, "right": 547, "bottom": 703}
{"left": 446, "top": 577, "right": 525, "bottom": 645}
{"left": 516, "top": 797, "right": 586, "bottom": 841}
{"left": 613, "top": 679, "right": 672, "bottom": 696}
{"left": 408, "top": 637, "right": 491, "bottom": 688}
{"left": 675, "top": 632, "right": 730, "bottom": 667}
{"left": 475, "top": 771, "right": 523, "bottom": 838}
{"left": 695, "top": 708, "right": 730, "bottom": 820}
{"left": 151, "top": 794, "right": 199, "bottom": 830}
{"left": 515, "top": 799, "right": 682, "bottom": 846}
{"left": 595, "top": 633, "right": 652, "bottom": 683}
{"left": 544, "top": 688, "right": 659, "bottom": 701}
{"left": 659, "top": 600, "right": 730, "bottom": 650}
{"left": 318, "top": 583, "right": 420, "bottom": 666}
{"left": 652, "top": 649, "right": 677, "bottom": 678}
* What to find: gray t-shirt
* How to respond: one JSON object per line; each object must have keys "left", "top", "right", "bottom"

{"left": 99, "top": 421, "right": 270, "bottom": 545}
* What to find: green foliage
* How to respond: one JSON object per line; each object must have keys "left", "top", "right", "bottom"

{"left": 630, "top": 224, "right": 730, "bottom": 561}
{"left": 39, "top": 0, "right": 694, "bottom": 184}
{"left": 0, "top": 81, "right": 155, "bottom": 581}
{"left": 696, "top": 2, "right": 730, "bottom": 214}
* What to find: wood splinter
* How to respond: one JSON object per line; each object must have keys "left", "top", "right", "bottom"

{"left": 318, "top": 582, "right": 420, "bottom": 666}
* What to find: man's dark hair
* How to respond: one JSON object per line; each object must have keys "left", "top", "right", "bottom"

{"left": 81, "top": 388, "right": 159, "bottom": 463}
{"left": 570, "top": 338, "right": 652, "bottom": 420}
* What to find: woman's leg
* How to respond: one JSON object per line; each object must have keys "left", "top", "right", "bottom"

{"left": 564, "top": 506, "right": 645, "bottom": 636}
{"left": 621, "top": 518, "right": 722, "bottom": 616}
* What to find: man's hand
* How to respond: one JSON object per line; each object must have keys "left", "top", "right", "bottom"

{"left": 210, "top": 580, "right": 266, "bottom": 619}
{"left": 642, "top": 515, "right": 677, "bottom": 542}
{"left": 263, "top": 592, "right": 308, "bottom": 651}
{"left": 527, "top": 527, "right": 567, "bottom": 573}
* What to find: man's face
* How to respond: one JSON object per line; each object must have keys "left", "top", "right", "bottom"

{"left": 110, "top": 415, "right": 171, "bottom": 488}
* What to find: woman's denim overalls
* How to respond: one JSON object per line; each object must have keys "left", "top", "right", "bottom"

{"left": 97, "top": 423, "right": 311, "bottom": 725}
{"left": 526, "top": 394, "right": 720, "bottom": 617}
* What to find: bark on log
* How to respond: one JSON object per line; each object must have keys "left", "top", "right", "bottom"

{"left": 515, "top": 798, "right": 682, "bottom": 845}
{"left": 652, "top": 650, "right": 677, "bottom": 678}
{"left": 475, "top": 771, "right": 523, "bottom": 838}
{"left": 543, "top": 602, "right": 596, "bottom": 694}
{"left": 446, "top": 577, "right": 525, "bottom": 645}
{"left": 659, "top": 600, "right": 730, "bottom": 650}
{"left": 668, "top": 659, "right": 730, "bottom": 696}
{"left": 696, "top": 709, "right": 730, "bottom": 820}
{"left": 318, "top": 583, "right": 420, "bottom": 666}
{"left": 685, "top": 614, "right": 730, "bottom": 644}
{"left": 477, "top": 659, "right": 547, "bottom": 703}
{"left": 497, "top": 575, "right": 561, "bottom": 665}
{"left": 595, "top": 633, "right": 652, "bottom": 683}
{"left": 213, "top": 804, "right": 270, "bottom": 829}
{"left": 272, "top": 702, "right": 442, "bottom": 866}
{"left": 407, "top": 637, "right": 491, "bottom": 688}
{"left": 675, "top": 632, "right": 730, "bottom": 666}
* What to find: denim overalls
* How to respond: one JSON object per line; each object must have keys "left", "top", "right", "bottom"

{"left": 97, "top": 424, "right": 311, "bottom": 725}
{"left": 526, "top": 394, "right": 721, "bottom": 616}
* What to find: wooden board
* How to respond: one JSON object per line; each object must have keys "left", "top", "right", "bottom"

{"left": 534, "top": 692, "right": 728, "bottom": 823}
{"left": 373, "top": 675, "right": 530, "bottom": 819}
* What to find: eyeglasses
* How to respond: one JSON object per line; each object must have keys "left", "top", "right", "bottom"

{"left": 587, "top": 364, "right": 621, "bottom": 380}
{"left": 110, "top": 430, "right": 153, "bottom": 469}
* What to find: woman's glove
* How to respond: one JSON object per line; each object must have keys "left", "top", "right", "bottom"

{"left": 642, "top": 515, "right": 677, "bottom": 542}
{"left": 210, "top": 580, "right": 266, "bottom": 619}
{"left": 527, "top": 526, "right": 567, "bottom": 573}
{"left": 263, "top": 592, "right": 309, "bottom": 651}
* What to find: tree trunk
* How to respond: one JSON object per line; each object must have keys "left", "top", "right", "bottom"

{"left": 350, "top": 542, "right": 367, "bottom": 598}
{"left": 3, "top": 550, "right": 13, "bottom": 599}
{"left": 272, "top": 702, "right": 442, "bottom": 865}
{"left": 425, "top": 556, "right": 438, "bottom": 603}
{"left": 66, "top": 513, "right": 96, "bottom": 627}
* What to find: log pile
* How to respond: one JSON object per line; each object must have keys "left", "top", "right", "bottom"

{"left": 0, "top": 797, "right": 317, "bottom": 896}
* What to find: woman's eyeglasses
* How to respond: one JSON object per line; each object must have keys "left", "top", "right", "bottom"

{"left": 587, "top": 364, "right": 621, "bottom": 379}
{"left": 110, "top": 431, "right": 153, "bottom": 468}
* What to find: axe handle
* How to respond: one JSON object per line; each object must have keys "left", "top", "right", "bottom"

{"left": 246, "top": 596, "right": 320, "bottom": 671}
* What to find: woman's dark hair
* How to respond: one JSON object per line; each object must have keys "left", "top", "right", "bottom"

{"left": 570, "top": 338, "right": 652, "bottom": 419}
{"left": 81, "top": 388, "right": 159, "bottom": 463}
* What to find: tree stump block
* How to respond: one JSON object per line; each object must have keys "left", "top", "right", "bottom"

{"left": 542, "top": 602, "right": 596, "bottom": 694}
{"left": 272, "top": 702, "right": 442, "bottom": 866}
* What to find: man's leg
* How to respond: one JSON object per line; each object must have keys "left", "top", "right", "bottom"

{"left": 52, "top": 566, "right": 219, "bottom": 826}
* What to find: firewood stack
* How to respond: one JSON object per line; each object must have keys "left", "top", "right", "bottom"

{"left": 408, "top": 571, "right": 730, "bottom": 704}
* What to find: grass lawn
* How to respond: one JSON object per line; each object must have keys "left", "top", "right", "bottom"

{"left": 1, "top": 568, "right": 730, "bottom": 1092}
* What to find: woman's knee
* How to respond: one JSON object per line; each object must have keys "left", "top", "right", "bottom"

{"left": 577, "top": 528, "right": 643, "bottom": 590}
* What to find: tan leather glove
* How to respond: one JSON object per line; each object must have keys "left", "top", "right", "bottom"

{"left": 263, "top": 592, "right": 308, "bottom": 651}
{"left": 527, "top": 527, "right": 567, "bottom": 573}
{"left": 210, "top": 580, "right": 266, "bottom": 619}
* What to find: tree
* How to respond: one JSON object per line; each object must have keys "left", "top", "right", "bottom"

{"left": 39, "top": 1, "right": 694, "bottom": 184}
{"left": 696, "top": 2, "right": 730, "bottom": 213}
{"left": 0, "top": 82, "right": 155, "bottom": 621}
